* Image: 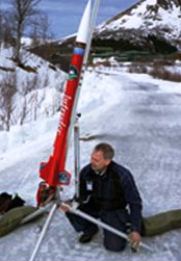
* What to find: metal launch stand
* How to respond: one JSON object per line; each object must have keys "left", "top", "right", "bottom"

{"left": 74, "top": 113, "right": 81, "bottom": 199}
{"left": 28, "top": 114, "right": 81, "bottom": 261}
{"left": 28, "top": 1, "right": 102, "bottom": 259}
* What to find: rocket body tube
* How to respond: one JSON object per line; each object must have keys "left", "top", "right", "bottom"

{"left": 40, "top": 43, "right": 86, "bottom": 186}
{"left": 40, "top": 1, "right": 92, "bottom": 187}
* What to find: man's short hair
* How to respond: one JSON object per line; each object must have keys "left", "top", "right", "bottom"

{"left": 94, "top": 143, "right": 115, "bottom": 160}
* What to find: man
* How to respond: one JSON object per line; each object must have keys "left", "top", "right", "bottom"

{"left": 61, "top": 143, "right": 142, "bottom": 252}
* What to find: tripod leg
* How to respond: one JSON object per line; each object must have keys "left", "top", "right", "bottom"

{"left": 72, "top": 208, "right": 153, "bottom": 253}
{"left": 21, "top": 203, "right": 52, "bottom": 225}
{"left": 29, "top": 203, "right": 57, "bottom": 261}
{"left": 74, "top": 113, "right": 81, "bottom": 199}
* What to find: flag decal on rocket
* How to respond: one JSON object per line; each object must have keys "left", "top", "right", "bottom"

{"left": 69, "top": 65, "right": 79, "bottom": 80}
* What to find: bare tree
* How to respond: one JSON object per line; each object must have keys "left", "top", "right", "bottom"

{"left": 0, "top": 9, "right": 2, "bottom": 45}
{"left": 0, "top": 73, "right": 17, "bottom": 131}
{"left": 10, "top": 0, "right": 41, "bottom": 63}
{"left": 29, "top": 88, "right": 45, "bottom": 121}
{"left": 30, "top": 12, "right": 53, "bottom": 48}
{"left": 18, "top": 73, "right": 38, "bottom": 125}
{"left": 0, "top": 10, "right": 14, "bottom": 47}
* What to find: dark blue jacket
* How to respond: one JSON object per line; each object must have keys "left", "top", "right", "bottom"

{"left": 78, "top": 161, "right": 143, "bottom": 233}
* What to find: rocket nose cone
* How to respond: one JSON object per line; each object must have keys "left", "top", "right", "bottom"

{"left": 76, "top": 0, "right": 92, "bottom": 44}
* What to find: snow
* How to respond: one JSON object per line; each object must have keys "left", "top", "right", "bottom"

{"left": 21, "top": 37, "right": 33, "bottom": 47}
{"left": 153, "top": 5, "right": 181, "bottom": 39}
{"left": 0, "top": 47, "right": 67, "bottom": 127}
{"left": 164, "top": 61, "right": 181, "bottom": 75}
{"left": 0, "top": 61, "right": 181, "bottom": 261}
{"left": 106, "top": 0, "right": 158, "bottom": 30}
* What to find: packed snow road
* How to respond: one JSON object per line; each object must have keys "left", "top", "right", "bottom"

{"left": 0, "top": 69, "right": 181, "bottom": 261}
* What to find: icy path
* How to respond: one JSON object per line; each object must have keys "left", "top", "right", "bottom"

{"left": 0, "top": 70, "right": 181, "bottom": 261}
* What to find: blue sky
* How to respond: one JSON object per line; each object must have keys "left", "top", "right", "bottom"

{"left": 1, "top": 0, "right": 139, "bottom": 39}
{"left": 41, "top": 0, "right": 139, "bottom": 39}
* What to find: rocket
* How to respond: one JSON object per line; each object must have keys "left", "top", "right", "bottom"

{"left": 39, "top": 0, "right": 93, "bottom": 187}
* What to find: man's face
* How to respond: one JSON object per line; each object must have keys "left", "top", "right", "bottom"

{"left": 91, "top": 150, "right": 111, "bottom": 172}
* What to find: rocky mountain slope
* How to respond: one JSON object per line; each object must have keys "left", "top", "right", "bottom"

{"left": 94, "top": 0, "right": 181, "bottom": 53}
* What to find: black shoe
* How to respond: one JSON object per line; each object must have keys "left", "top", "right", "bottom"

{"left": 78, "top": 231, "right": 97, "bottom": 244}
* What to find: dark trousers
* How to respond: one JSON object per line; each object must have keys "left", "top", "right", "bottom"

{"left": 66, "top": 203, "right": 128, "bottom": 252}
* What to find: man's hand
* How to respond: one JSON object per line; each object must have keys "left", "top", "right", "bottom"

{"left": 59, "top": 199, "right": 80, "bottom": 213}
{"left": 129, "top": 231, "right": 141, "bottom": 252}
{"left": 59, "top": 202, "right": 71, "bottom": 213}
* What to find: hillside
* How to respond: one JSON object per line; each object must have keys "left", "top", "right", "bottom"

{"left": 95, "top": 0, "right": 181, "bottom": 54}
{"left": 0, "top": 46, "right": 67, "bottom": 130}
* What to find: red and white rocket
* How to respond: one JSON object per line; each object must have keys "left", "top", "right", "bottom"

{"left": 40, "top": 0, "right": 95, "bottom": 187}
